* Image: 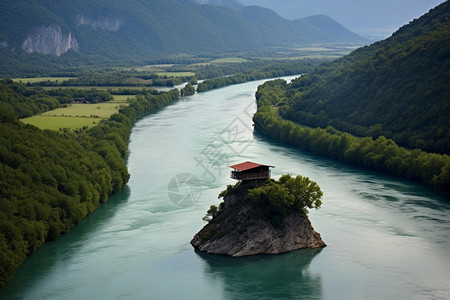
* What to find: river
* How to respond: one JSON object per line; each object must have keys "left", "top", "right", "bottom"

{"left": 1, "top": 77, "right": 449, "bottom": 299}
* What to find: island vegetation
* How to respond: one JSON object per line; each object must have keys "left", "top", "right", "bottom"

{"left": 192, "top": 176, "right": 325, "bottom": 256}
{"left": 206, "top": 175, "right": 323, "bottom": 225}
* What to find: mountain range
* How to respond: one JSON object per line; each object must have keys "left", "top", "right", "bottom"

{"left": 0, "top": 0, "right": 366, "bottom": 72}
{"left": 235, "top": 0, "right": 446, "bottom": 39}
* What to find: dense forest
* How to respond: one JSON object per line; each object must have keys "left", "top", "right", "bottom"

{"left": 279, "top": 1, "right": 450, "bottom": 154}
{"left": 0, "top": 80, "right": 179, "bottom": 288}
{"left": 253, "top": 79, "right": 450, "bottom": 194}
{"left": 0, "top": 79, "right": 114, "bottom": 118}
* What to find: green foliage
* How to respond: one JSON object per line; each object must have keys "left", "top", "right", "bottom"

{"left": 209, "top": 177, "right": 323, "bottom": 225}
{"left": 180, "top": 83, "right": 195, "bottom": 97}
{"left": 251, "top": 3, "right": 450, "bottom": 194}
{"left": 196, "top": 60, "right": 319, "bottom": 93}
{"left": 47, "top": 88, "right": 113, "bottom": 103}
{"left": 0, "top": 80, "right": 59, "bottom": 118}
{"left": 281, "top": 2, "right": 450, "bottom": 154}
{"left": 0, "top": 82, "right": 180, "bottom": 289}
{"left": 218, "top": 184, "right": 235, "bottom": 199}
{"left": 202, "top": 205, "right": 219, "bottom": 222}
{"left": 253, "top": 83, "right": 450, "bottom": 193}
{"left": 244, "top": 175, "right": 323, "bottom": 224}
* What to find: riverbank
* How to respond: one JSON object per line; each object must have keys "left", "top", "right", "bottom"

{"left": 253, "top": 80, "right": 450, "bottom": 196}
{"left": 0, "top": 87, "right": 179, "bottom": 289}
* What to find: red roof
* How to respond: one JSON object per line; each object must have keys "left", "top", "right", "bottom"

{"left": 229, "top": 161, "right": 274, "bottom": 171}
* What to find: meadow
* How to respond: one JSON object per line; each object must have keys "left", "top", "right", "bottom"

{"left": 21, "top": 95, "right": 133, "bottom": 130}
{"left": 12, "top": 77, "right": 76, "bottom": 84}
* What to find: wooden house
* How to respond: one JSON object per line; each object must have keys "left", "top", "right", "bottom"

{"left": 230, "top": 161, "right": 274, "bottom": 181}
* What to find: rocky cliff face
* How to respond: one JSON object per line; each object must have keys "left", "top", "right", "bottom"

{"left": 22, "top": 25, "right": 78, "bottom": 56}
{"left": 191, "top": 193, "right": 326, "bottom": 257}
{"left": 77, "top": 15, "right": 122, "bottom": 31}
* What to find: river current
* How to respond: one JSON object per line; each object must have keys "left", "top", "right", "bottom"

{"left": 1, "top": 77, "right": 449, "bottom": 299}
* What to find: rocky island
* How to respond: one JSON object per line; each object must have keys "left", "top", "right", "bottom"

{"left": 191, "top": 166, "right": 326, "bottom": 257}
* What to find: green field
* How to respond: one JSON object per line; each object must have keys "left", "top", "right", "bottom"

{"left": 12, "top": 77, "right": 76, "bottom": 84}
{"left": 21, "top": 95, "right": 133, "bottom": 130}
{"left": 41, "top": 103, "right": 125, "bottom": 119}
{"left": 21, "top": 116, "right": 99, "bottom": 130}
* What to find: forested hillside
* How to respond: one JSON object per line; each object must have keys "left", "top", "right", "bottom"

{"left": 0, "top": 80, "right": 179, "bottom": 288}
{"left": 0, "top": 0, "right": 365, "bottom": 76}
{"left": 281, "top": 1, "right": 450, "bottom": 154}
{"left": 251, "top": 1, "right": 450, "bottom": 194}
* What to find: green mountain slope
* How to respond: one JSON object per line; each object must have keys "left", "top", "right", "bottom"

{"left": 293, "top": 15, "right": 366, "bottom": 43}
{"left": 282, "top": 1, "right": 450, "bottom": 154}
{"left": 0, "top": 0, "right": 365, "bottom": 75}
{"left": 239, "top": 5, "right": 303, "bottom": 45}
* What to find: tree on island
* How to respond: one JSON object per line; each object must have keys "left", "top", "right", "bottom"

{"left": 194, "top": 174, "right": 325, "bottom": 256}
{"left": 203, "top": 175, "right": 323, "bottom": 225}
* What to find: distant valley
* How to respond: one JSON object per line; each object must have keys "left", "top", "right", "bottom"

{"left": 0, "top": 0, "right": 366, "bottom": 75}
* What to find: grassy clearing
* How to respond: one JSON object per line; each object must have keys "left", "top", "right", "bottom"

{"left": 12, "top": 77, "right": 76, "bottom": 84}
{"left": 21, "top": 116, "right": 99, "bottom": 130}
{"left": 20, "top": 95, "right": 134, "bottom": 130}
{"left": 40, "top": 103, "right": 126, "bottom": 119}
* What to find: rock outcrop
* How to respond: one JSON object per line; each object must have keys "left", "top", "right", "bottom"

{"left": 22, "top": 25, "right": 78, "bottom": 56}
{"left": 191, "top": 191, "right": 326, "bottom": 257}
{"left": 77, "top": 15, "right": 122, "bottom": 31}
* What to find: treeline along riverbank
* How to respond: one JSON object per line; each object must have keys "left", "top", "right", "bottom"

{"left": 0, "top": 80, "right": 179, "bottom": 288}
{"left": 253, "top": 79, "right": 450, "bottom": 195}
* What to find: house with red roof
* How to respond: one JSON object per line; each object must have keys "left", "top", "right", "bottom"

{"left": 229, "top": 161, "right": 274, "bottom": 181}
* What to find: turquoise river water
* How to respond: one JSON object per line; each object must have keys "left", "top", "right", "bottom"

{"left": 1, "top": 77, "right": 449, "bottom": 299}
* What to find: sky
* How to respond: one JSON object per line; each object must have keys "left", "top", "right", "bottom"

{"left": 238, "top": 0, "right": 446, "bottom": 39}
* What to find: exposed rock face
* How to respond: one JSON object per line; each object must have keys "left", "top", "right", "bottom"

{"left": 22, "top": 25, "right": 78, "bottom": 56}
{"left": 191, "top": 193, "right": 326, "bottom": 257}
{"left": 77, "top": 15, "right": 122, "bottom": 31}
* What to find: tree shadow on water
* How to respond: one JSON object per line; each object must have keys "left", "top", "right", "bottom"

{"left": 195, "top": 247, "right": 324, "bottom": 300}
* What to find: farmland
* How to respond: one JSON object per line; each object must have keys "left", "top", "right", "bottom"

{"left": 21, "top": 95, "right": 133, "bottom": 130}
{"left": 12, "top": 77, "right": 76, "bottom": 84}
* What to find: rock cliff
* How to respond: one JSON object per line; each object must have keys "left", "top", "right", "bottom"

{"left": 191, "top": 187, "right": 326, "bottom": 257}
{"left": 77, "top": 15, "right": 122, "bottom": 31}
{"left": 22, "top": 25, "right": 78, "bottom": 56}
